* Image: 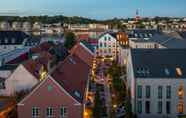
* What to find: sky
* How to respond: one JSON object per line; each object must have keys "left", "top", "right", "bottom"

{"left": 0, "top": 0, "right": 186, "bottom": 20}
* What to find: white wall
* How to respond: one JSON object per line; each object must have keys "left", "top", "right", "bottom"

{"left": 98, "top": 33, "right": 118, "bottom": 58}
{"left": 2, "top": 65, "right": 39, "bottom": 96}
{"left": 0, "top": 70, "right": 12, "bottom": 78}
{"left": 135, "top": 78, "right": 186, "bottom": 118}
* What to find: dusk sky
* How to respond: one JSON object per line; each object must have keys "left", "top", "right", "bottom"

{"left": 0, "top": 0, "right": 186, "bottom": 19}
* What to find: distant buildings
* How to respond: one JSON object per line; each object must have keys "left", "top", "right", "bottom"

{"left": 127, "top": 49, "right": 186, "bottom": 118}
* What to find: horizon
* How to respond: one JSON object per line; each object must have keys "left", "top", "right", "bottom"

{"left": 0, "top": 0, "right": 186, "bottom": 20}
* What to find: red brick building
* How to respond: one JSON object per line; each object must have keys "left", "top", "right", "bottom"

{"left": 17, "top": 42, "right": 94, "bottom": 118}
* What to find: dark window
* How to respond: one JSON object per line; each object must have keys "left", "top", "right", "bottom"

{"left": 157, "top": 101, "right": 162, "bottom": 114}
{"left": 166, "top": 86, "right": 171, "bottom": 99}
{"left": 0, "top": 82, "right": 5, "bottom": 89}
{"left": 146, "top": 86, "right": 151, "bottom": 99}
{"left": 145, "top": 101, "right": 150, "bottom": 114}
{"left": 104, "top": 42, "right": 107, "bottom": 47}
{"left": 46, "top": 107, "right": 53, "bottom": 117}
{"left": 32, "top": 107, "right": 39, "bottom": 117}
{"left": 60, "top": 107, "right": 67, "bottom": 117}
{"left": 137, "top": 101, "right": 142, "bottom": 114}
{"left": 137, "top": 85, "right": 142, "bottom": 98}
{"left": 166, "top": 101, "right": 171, "bottom": 114}
{"left": 158, "top": 86, "right": 163, "bottom": 99}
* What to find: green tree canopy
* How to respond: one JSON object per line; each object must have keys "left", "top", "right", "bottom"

{"left": 64, "top": 32, "right": 76, "bottom": 50}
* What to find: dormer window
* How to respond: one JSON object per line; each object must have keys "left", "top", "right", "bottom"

{"left": 74, "top": 90, "right": 81, "bottom": 98}
{"left": 5, "top": 38, "right": 8, "bottom": 44}
{"left": 176, "top": 67, "right": 182, "bottom": 76}
{"left": 164, "top": 68, "right": 170, "bottom": 76}
{"left": 11, "top": 38, "right": 15, "bottom": 44}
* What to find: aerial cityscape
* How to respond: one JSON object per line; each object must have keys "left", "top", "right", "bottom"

{"left": 0, "top": 0, "right": 186, "bottom": 118}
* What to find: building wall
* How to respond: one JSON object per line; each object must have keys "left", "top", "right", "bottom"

{"left": 3, "top": 65, "right": 38, "bottom": 96}
{"left": 126, "top": 49, "right": 136, "bottom": 112}
{"left": 18, "top": 77, "right": 83, "bottom": 118}
{"left": 0, "top": 70, "right": 12, "bottom": 78}
{"left": 134, "top": 78, "right": 186, "bottom": 118}
{"left": 129, "top": 40, "right": 157, "bottom": 49}
{"left": 98, "top": 33, "right": 118, "bottom": 58}
{"left": 118, "top": 46, "right": 129, "bottom": 66}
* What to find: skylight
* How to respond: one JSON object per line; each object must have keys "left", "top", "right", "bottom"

{"left": 164, "top": 68, "right": 170, "bottom": 76}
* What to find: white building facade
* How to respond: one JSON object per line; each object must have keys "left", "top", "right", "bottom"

{"left": 97, "top": 33, "right": 119, "bottom": 59}
{"left": 127, "top": 49, "right": 186, "bottom": 118}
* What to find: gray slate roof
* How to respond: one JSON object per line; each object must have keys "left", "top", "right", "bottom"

{"left": 131, "top": 49, "right": 186, "bottom": 78}
{"left": 127, "top": 29, "right": 161, "bottom": 39}
{"left": 0, "top": 31, "right": 29, "bottom": 45}
{"left": 150, "top": 33, "right": 186, "bottom": 49}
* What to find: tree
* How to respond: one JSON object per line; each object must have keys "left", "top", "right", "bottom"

{"left": 64, "top": 32, "right": 76, "bottom": 50}
{"left": 93, "top": 89, "right": 102, "bottom": 118}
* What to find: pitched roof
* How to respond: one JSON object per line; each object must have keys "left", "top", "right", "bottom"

{"left": 0, "top": 31, "right": 29, "bottom": 45}
{"left": 127, "top": 29, "right": 161, "bottom": 39}
{"left": 23, "top": 51, "right": 53, "bottom": 79}
{"left": 131, "top": 49, "right": 186, "bottom": 78}
{"left": 51, "top": 54, "right": 90, "bottom": 103}
{"left": 70, "top": 42, "right": 94, "bottom": 67}
{"left": 150, "top": 33, "right": 186, "bottom": 49}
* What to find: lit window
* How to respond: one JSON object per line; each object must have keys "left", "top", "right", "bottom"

{"left": 176, "top": 67, "right": 182, "bottom": 76}
{"left": 178, "top": 85, "right": 184, "bottom": 99}
{"left": 178, "top": 102, "right": 184, "bottom": 114}
{"left": 46, "top": 107, "right": 53, "bottom": 117}
{"left": 32, "top": 107, "right": 39, "bottom": 117}
{"left": 60, "top": 107, "right": 67, "bottom": 117}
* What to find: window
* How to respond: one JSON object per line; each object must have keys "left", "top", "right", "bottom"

{"left": 145, "top": 101, "right": 150, "bottom": 114}
{"left": 164, "top": 68, "right": 170, "bottom": 76}
{"left": 157, "top": 101, "right": 162, "bottom": 114}
{"left": 176, "top": 67, "right": 182, "bottom": 76}
{"left": 178, "top": 102, "right": 184, "bottom": 114}
{"left": 158, "top": 86, "right": 163, "bottom": 99}
{"left": 137, "top": 85, "right": 142, "bottom": 98}
{"left": 0, "top": 82, "right": 5, "bottom": 89}
{"left": 104, "top": 36, "right": 107, "bottom": 41}
{"left": 137, "top": 101, "right": 142, "bottom": 114}
{"left": 32, "top": 107, "right": 39, "bottom": 117}
{"left": 166, "top": 86, "right": 171, "bottom": 99}
{"left": 46, "top": 107, "right": 53, "bottom": 117}
{"left": 100, "top": 42, "right": 103, "bottom": 47}
{"left": 108, "top": 37, "right": 111, "bottom": 41}
{"left": 5, "top": 38, "right": 8, "bottom": 44}
{"left": 60, "top": 107, "right": 67, "bottom": 117}
{"left": 146, "top": 86, "right": 151, "bottom": 99}
{"left": 104, "top": 42, "right": 107, "bottom": 47}
{"left": 166, "top": 101, "right": 171, "bottom": 114}
{"left": 178, "top": 85, "right": 184, "bottom": 99}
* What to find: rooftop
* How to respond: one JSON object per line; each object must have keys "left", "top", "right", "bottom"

{"left": 51, "top": 54, "right": 90, "bottom": 103}
{"left": 131, "top": 49, "right": 186, "bottom": 78}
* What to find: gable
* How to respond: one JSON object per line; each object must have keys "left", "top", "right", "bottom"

{"left": 5, "top": 65, "right": 38, "bottom": 95}
{"left": 99, "top": 33, "right": 117, "bottom": 42}
{"left": 18, "top": 76, "right": 80, "bottom": 106}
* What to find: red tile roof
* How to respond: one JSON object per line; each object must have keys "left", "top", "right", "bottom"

{"left": 51, "top": 54, "right": 90, "bottom": 103}
{"left": 30, "top": 42, "right": 55, "bottom": 54}
{"left": 70, "top": 43, "right": 94, "bottom": 67}
{"left": 23, "top": 51, "right": 53, "bottom": 79}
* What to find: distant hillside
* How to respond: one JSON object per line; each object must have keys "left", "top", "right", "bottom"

{"left": 0, "top": 15, "right": 101, "bottom": 24}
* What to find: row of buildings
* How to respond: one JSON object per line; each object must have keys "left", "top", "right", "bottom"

{"left": 79, "top": 29, "right": 186, "bottom": 118}
{"left": 0, "top": 30, "right": 95, "bottom": 117}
